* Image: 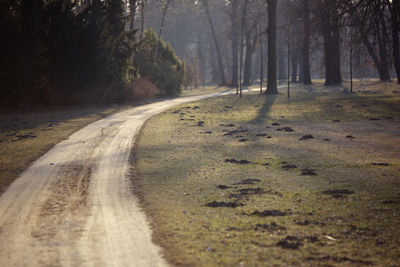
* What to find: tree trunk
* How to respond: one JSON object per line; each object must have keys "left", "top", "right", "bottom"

{"left": 243, "top": 31, "right": 257, "bottom": 85}
{"left": 243, "top": 43, "right": 252, "bottom": 85}
{"left": 389, "top": 0, "right": 400, "bottom": 83}
{"left": 357, "top": 7, "right": 391, "bottom": 82}
{"left": 377, "top": 9, "right": 391, "bottom": 82}
{"left": 291, "top": 45, "right": 298, "bottom": 83}
{"left": 140, "top": 1, "right": 145, "bottom": 40}
{"left": 359, "top": 25, "right": 384, "bottom": 80}
{"left": 266, "top": 0, "right": 278, "bottom": 94}
{"left": 322, "top": 1, "right": 341, "bottom": 86}
{"left": 260, "top": 25, "right": 264, "bottom": 93}
{"left": 202, "top": 0, "right": 226, "bottom": 85}
{"left": 239, "top": 0, "right": 248, "bottom": 96}
{"left": 297, "top": 44, "right": 304, "bottom": 83}
{"left": 231, "top": 0, "right": 239, "bottom": 88}
{"left": 154, "top": 0, "right": 170, "bottom": 61}
{"left": 278, "top": 33, "right": 286, "bottom": 80}
{"left": 197, "top": 31, "right": 206, "bottom": 85}
{"left": 209, "top": 41, "right": 219, "bottom": 83}
{"left": 129, "top": 0, "right": 137, "bottom": 31}
{"left": 302, "top": 0, "right": 312, "bottom": 84}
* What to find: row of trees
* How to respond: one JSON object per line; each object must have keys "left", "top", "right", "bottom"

{"left": 140, "top": 0, "right": 399, "bottom": 92}
{"left": 1, "top": 0, "right": 399, "bottom": 106}
{"left": 0, "top": 0, "right": 184, "bottom": 107}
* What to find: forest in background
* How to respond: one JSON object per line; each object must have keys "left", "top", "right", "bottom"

{"left": 1, "top": 0, "right": 399, "bottom": 107}
{"left": 0, "top": 0, "right": 184, "bottom": 107}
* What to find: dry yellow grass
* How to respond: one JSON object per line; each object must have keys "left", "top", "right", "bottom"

{"left": 134, "top": 81, "right": 400, "bottom": 266}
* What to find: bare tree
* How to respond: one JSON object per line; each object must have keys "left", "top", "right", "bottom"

{"left": 243, "top": 1, "right": 265, "bottom": 86}
{"left": 239, "top": 0, "right": 248, "bottom": 96}
{"left": 129, "top": 0, "right": 138, "bottom": 31}
{"left": 230, "top": 0, "right": 239, "bottom": 89}
{"left": 350, "top": 0, "right": 391, "bottom": 82}
{"left": 139, "top": 0, "right": 146, "bottom": 40}
{"left": 202, "top": 0, "right": 226, "bottom": 85}
{"left": 154, "top": 0, "right": 171, "bottom": 61}
{"left": 302, "top": 0, "right": 312, "bottom": 84}
{"left": 316, "top": 0, "right": 342, "bottom": 85}
{"left": 259, "top": 23, "right": 265, "bottom": 93}
{"left": 387, "top": 0, "right": 400, "bottom": 83}
{"left": 266, "top": 0, "right": 278, "bottom": 94}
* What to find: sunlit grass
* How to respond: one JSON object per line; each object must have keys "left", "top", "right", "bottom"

{"left": 135, "top": 81, "right": 400, "bottom": 266}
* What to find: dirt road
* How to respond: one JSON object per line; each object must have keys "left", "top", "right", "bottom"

{"left": 0, "top": 91, "right": 234, "bottom": 267}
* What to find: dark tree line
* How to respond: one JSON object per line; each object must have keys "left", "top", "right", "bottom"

{"left": 0, "top": 0, "right": 183, "bottom": 108}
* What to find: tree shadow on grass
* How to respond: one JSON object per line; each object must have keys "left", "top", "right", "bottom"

{"left": 251, "top": 94, "right": 278, "bottom": 124}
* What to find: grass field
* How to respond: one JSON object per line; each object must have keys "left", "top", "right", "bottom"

{"left": 0, "top": 105, "right": 130, "bottom": 193}
{"left": 134, "top": 81, "right": 400, "bottom": 266}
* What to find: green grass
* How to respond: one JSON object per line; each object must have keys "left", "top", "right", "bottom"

{"left": 134, "top": 81, "right": 400, "bottom": 266}
{"left": 0, "top": 105, "right": 130, "bottom": 193}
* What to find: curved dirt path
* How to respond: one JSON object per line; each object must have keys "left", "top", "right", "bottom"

{"left": 0, "top": 91, "right": 233, "bottom": 267}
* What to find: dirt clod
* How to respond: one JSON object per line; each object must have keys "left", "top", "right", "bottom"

{"left": 301, "top": 168, "right": 317, "bottom": 176}
{"left": 17, "top": 134, "right": 37, "bottom": 140}
{"left": 233, "top": 179, "right": 260, "bottom": 185}
{"left": 305, "top": 236, "right": 319, "bottom": 243}
{"left": 217, "top": 185, "right": 231, "bottom": 190}
{"left": 271, "top": 123, "right": 280, "bottom": 126}
{"left": 250, "top": 209, "right": 290, "bottom": 217}
{"left": 219, "top": 123, "right": 235, "bottom": 127}
{"left": 322, "top": 189, "right": 354, "bottom": 198}
{"left": 299, "top": 135, "right": 314, "bottom": 140}
{"left": 277, "top": 127, "right": 294, "bottom": 132}
{"left": 276, "top": 236, "right": 303, "bottom": 249}
{"left": 346, "top": 135, "right": 355, "bottom": 139}
{"left": 282, "top": 164, "right": 297, "bottom": 170}
{"left": 205, "top": 201, "right": 243, "bottom": 208}
{"left": 371, "top": 162, "right": 389, "bottom": 166}
{"left": 224, "top": 159, "right": 251, "bottom": 165}
{"left": 255, "top": 222, "right": 286, "bottom": 231}
{"left": 382, "top": 200, "right": 398, "bottom": 204}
